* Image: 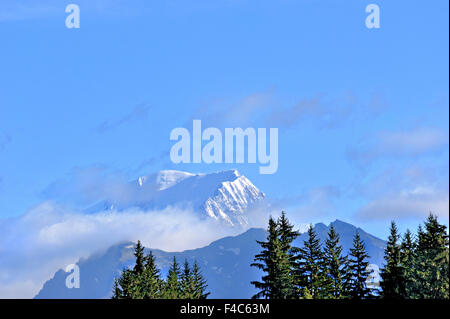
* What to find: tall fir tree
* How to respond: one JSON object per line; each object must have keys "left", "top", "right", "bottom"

{"left": 141, "top": 251, "right": 163, "bottom": 299}
{"left": 276, "top": 212, "right": 300, "bottom": 299}
{"left": 400, "top": 229, "right": 416, "bottom": 298}
{"left": 348, "top": 232, "right": 373, "bottom": 299}
{"left": 322, "top": 225, "right": 348, "bottom": 299}
{"left": 113, "top": 241, "right": 151, "bottom": 299}
{"left": 296, "top": 225, "right": 326, "bottom": 298}
{"left": 277, "top": 212, "right": 300, "bottom": 254}
{"left": 112, "top": 277, "right": 121, "bottom": 299}
{"left": 380, "top": 221, "right": 405, "bottom": 299}
{"left": 164, "top": 256, "right": 182, "bottom": 299}
{"left": 251, "top": 217, "right": 285, "bottom": 299}
{"left": 133, "top": 240, "right": 146, "bottom": 275}
{"left": 251, "top": 217, "right": 278, "bottom": 299}
{"left": 192, "top": 261, "right": 210, "bottom": 299}
{"left": 411, "top": 214, "right": 449, "bottom": 299}
{"left": 118, "top": 240, "right": 147, "bottom": 298}
{"left": 116, "top": 267, "right": 138, "bottom": 298}
{"left": 180, "top": 259, "right": 195, "bottom": 299}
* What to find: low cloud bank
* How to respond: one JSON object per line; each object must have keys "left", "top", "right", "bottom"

{"left": 0, "top": 202, "right": 264, "bottom": 298}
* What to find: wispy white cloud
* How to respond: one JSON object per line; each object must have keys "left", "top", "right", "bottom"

{"left": 377, "top": 128, "right": 448, "bottom": 155}
{"left": 41, "top": 165, "right": 133, "bottom": 207}
{"left": 356, "top": 186, "right": 449, "bottom": 222}
{"left": 189, "top": 90, "right": 274, "bottom": 128}
{"left": 270, "top": 186, "right": 341, "bottom": 224}
{"left": 348, "top": 127, "right": 449, "bottom": 165}
{"left": 190, "top": 90, "right": 382, "bottom": 131}
{"left": 95, "top": 103, "right": 152, "bottom": 133}
{"left": 266, "top": 94, "right": 354, "bottom": 130}
{"left": 352, "top": 162, "right": 449, "bottom": 223}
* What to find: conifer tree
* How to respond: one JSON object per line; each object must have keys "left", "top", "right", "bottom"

{"left": 114, "top": 241, "right": 150, "bottom": 299}
{"left": 142, "top": 251, "right": 163, "bottom": 299}
{"left": 112, "top": 278, "right": 121, "bottom": 299}
{"left": 348, "top": 232, "right": 373, "bottom": 299}
{"left": 164, "top": 256, "right": 182, "bottom": 299}
{"left": 322, "top": 225, "right": 348, "bottom": 298}
{"left": 113, "top": 242, "right": 209, "bottom": 299}
{"left": 113, "top": 240, "right": 147, "bottom": 298}
{"left": 133, "top": 240, "right": 146, "bottom": 275}
{"left": 192, "top": 261, "right": 210, "bottom": 299}
{"left": 251, "top": 217, "right": 281, "bottom": 299}
{"left": 180, "top": 259, "right": 195, "bottom": 299}
{"left": 277, "top": 212, "right": 300, "bottom": 254}
{"left": 296, "top": 225, "right": 326, "bottom": 298}
{"left": 400, "top": 229, "right": 415, "bottom": 298}
{"left": 116, "top": 267, "right": 138, "bottom": 298}
{"left": 411, "top": 214, "right": 449, "bottom": 299}
{"left": 272, "top": 244, "right": 294, "bottom": 299}
{"left": 276, "top": 212, "right": 299, "bottom": 298}
{"left": 380, "top": 222, "right": 405, "bottom": 299}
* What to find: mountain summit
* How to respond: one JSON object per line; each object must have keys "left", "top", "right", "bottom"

{"left": 87, "top": 170, "right": 266, "bottom": 227}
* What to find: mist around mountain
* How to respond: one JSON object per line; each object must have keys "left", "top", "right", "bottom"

{"left": 35, "top": 220, "right": 386, "bottom": 299}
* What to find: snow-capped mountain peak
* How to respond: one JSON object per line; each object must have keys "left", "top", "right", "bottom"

{"left": 88, "top": 169, "right": 265, "bottom": 227}
{"left": 203, "top": 172, "right": 265, "bottom": 226}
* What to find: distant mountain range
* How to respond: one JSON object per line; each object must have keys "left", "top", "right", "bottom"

{"left": 86, "top": 170, "right": 265, "bottom": 227}
{"left": 35, "top": 220, "right": 386, "bottom": 299}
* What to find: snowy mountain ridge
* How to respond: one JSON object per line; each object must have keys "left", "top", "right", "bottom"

{"left": 87, "top": 169, "right": 265, "bottom": 227}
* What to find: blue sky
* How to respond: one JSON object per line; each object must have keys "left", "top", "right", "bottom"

{"left": 0, "top": 0, "right": 448, "bottom": 239}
